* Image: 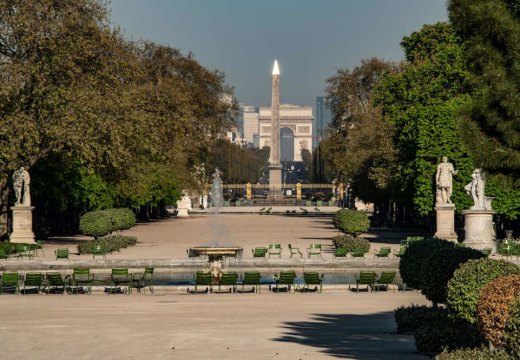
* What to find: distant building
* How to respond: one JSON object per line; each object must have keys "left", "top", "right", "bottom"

{"left": 240, "top": 104, "right": 259, "bottom": 148}
{"left": 314, "top": 96, "right": 333, "bottom": 148}
{"left": 258, "top": 104, "right": 313, "bottom": 162}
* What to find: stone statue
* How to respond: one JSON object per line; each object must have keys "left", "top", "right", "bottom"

{"left": 12, "top": 167, "right": 31, "bottom": 206}
{"left": 435, "top": 157, "right": 457, "bottom": 204}
{"left": 465, "top": 169, "right": 486, "bottom": 210}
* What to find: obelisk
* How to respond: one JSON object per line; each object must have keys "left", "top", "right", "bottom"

{"left": 269, "top": 60, "right": 283, "bottom": 197}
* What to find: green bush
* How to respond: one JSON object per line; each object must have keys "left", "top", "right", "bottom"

{"left": 414, "top": 310, "right": 483, "bottom": 354}
{"left": 103, "top": 208, "right": 136, "bottom": 231}
{"left": 436, "top": 347, "right": 513, "bottom": 360}
{"left": 447, "top": 259, "right": 520, "bottom": 324}
{"left": 332, "top": 209, "right": 369, "bottom": 237}
{"left": 79, "top": 210, "right": 113, "bottom": 239}
{"left": 477, "top": 275, "right": 520, "bottom": 347}
{"left": 399, "top": 238, "right": 455, "bottom": 289}
{"left": 504, "top": 298, "right": 520, "bottom": 359}
{"left": 331, "top": 235, "right": 370, "bottom": 252}
{"left": 419, "top": 246, "right": 485, "bottom": 305}
{"left": 394, "top": 305, "right": 447, "bottom": 333}
{"left": 78, "top": 235, "right": 137, "bottom": 254}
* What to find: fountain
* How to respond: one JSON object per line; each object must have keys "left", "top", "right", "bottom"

{"left": 187, "top": 168, "right": 243, "bottom": 262}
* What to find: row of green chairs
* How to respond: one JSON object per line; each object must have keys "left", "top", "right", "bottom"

{"left": 252, "top": 244, "right": 323, "bottom": 259}
{"left": 498, "top": 239, "right": 520, "bottom": 259}
{"left": 0, "top": 241, "right": 45, "bottom": 260}
{"left": 190, "top": 271, "right": 325, "bottom": 294}
{"left": 350, "top": 271, "right": 397, "bottom": 292}
{"left": 333, "top": 247, "right": 369, "bottom": 258}
{"left": 0, "top": 267, "right": 154, "bottom": 295}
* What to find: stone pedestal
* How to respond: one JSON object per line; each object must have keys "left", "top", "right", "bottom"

{"left": 435, "top": 204, "right": 458, "bottom": 241}
{"left": 177, "top": 208, "right": 189, "bottom": 217}
{"left": 10, "top": 206, "right": 35, "bottom": 243}
{"left": 462, "top": 210, "right": 496, "bottom": 252}
{"left": 176, "top": 194, "right": 192, "bottom": 218}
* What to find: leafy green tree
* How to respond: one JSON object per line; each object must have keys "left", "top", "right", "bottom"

{"left": 449, "top": 0, "right": 520, "bottom": 187}
{"left": 322, "top": 58, "right": 398, "bottom": 205}
{"left": 374, "top": 23, "right": 475, "bottom": 215}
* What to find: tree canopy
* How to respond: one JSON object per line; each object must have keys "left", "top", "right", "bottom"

{"left": 449, "top": 0, "right": 520, "bottom": 188}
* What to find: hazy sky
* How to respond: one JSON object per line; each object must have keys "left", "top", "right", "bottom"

{"left": 109, "top": 0, "right": 448, "bottom": 109}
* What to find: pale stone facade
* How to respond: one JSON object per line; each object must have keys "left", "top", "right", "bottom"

{"left": 242, "top": 106, "right": 259, "bottom": 147}
{"left": 258, "top": 104, "right": 313, "bottom": 161}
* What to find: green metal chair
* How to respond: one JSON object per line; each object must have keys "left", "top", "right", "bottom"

{"left": 15, "top": 243, "right": 34, "bottom": 260}
{"left": 132, "top": 267, "right": 154, "bottom": 294}
{"left": 252, "top": 247, "right": 267, "bottom": 258}
{"left": 92, "top": 243, "right": 106, "bottom": 260}
{"left": 268, "top": 244, "right": 282, "bottom": 258}
{"left": 351, "top": 247, "right": 366, "bottom": 258}
{"left": 22, "top": 272, "right": 44, "bottom": 294}
{"left": 192, "top": 271, "right": 212, "bottom": 293}
{"left": 480, "top": 248, "right": 492, "bottom": 257}
{"left": 55, "top": 248, "right": 69, "bottom": 260}
{"left": 303, "top": 272, "right": 324, "bottom": 293}
{"left": 218, "top": 272, "right": 238, "bottom": 293}
{"left": 374, "top": 247, "right": 391, "bottom": 258}
{"left": 67, "top": 268, "right": 94, "bottom": 294}
{"left": 273, "top": 271, "right": 296, "bottom": 293}
{"left": 351, "top": 271, "right": 376, "bottom": 292}
{"left": 45, "top": 272, "right": 70, "bottom": 294}
{"left": 241, "top": 272, "right": 261, "bottom": 293}
{"left": 393, "top": 244, "right": 407, "bottom": 258}
{"left": 307, "top": 244, "right": 322, "bottom": 259}
{"left": 334, "top": 247, "right": 348, "bottom": 258}
{"left": 499, "top": 240, "right": 514, "bottom": 258}
{"left": 288, "top": 244, "right": 302, "bottom": 258}
{"left": 0, "top": 247, "right": 8, "bottom": 260}
{"left": 36, "top": 240, "right": 45, "bottom": 256}
{"left": 1, "top": 272, "right": 20, "bottom": 294}
{"left": 110, "top": 268, "right": 132, "bottom": 294}
{"left": 375, "top": 271, "right": 396, "bottom": 291}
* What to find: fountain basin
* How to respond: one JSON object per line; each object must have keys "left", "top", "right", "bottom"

{"left": 188, "top": 246, "right": 243, "bottom": 258}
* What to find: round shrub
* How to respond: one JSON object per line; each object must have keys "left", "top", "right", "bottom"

{"left": 447, "top": 259, "right": 520, "bottom": 324}
{"left": 79, "top": 210, "right": 112, "bottom": 239}
{"left": 103, "top": 208, "right": 136, "bottom": 231}
{"left": 414, "top": 309, "right": 482, "bottom": 354}
{"left": 419, "top": 246, "right": 485, "bottom": 305}
{"left": 331, "top": 235, "right": 370, "bottom": 252}
{"left": 332, "top": 209, "right": 369, "bottom": 237}
{"left": 477, "top": 274, "right": 520, "bottom": 347}
{"left": 399, "top": 238, "right": 456, "bottom": 289}
{"left": 436, "top": 347, "right": 513, "bottom": 360}
{"left": 504, "top": 298, "right": 520, "bottom": 358}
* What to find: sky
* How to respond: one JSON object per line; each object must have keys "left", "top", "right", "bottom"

{"left": 109, "top": 0, "right": 448, "bottom": 109}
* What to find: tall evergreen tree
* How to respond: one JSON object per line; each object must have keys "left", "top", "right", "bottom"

{"left": 449, "top": 0, "right": 520, "bottom": 187}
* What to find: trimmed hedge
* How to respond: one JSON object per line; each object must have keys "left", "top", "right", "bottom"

{"left": 78, "top": 235, "right": 137, "bottom": 255}
{"left": 399, "top": 238, "right": 456, "bottom": 289}
{"left": 332, "top": 209, "right": 369, "bottom": 237}
{"left": 414, "top": 311, "right": 483, "bottom": 354}
{"left": 504, "top": 298, "right": 520, "bottom": 358}
{"left": 436, "top": 347, "right": 513, "bottom": 360}
{"left": 477, "top": 274, "right": 520, "bottom": 347}
{"left": 419, "top": 246, "right": 485, "bottom": 305}
{"left": 79, "top": 211, "right": 113, "bottom": 239}
{"left": 331, "top": 235, "right": 370, "bottom": 253}
{"left": 394, "top": 305, "right": 447, "bottom": 333}
{"left": 447, "top": 259, "right": 520, "bottom": 324}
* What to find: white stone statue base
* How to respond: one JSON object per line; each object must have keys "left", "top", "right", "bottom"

{"left": 462, "top": 209, "right": 496, "bottom": 253}
{"left": 10, "top": 206, "right": 35, "bottom": 243}
{"left": 177, "top": 208, "right": 189, "bottom": 217}
{"left": 435, "top": 204, "right": 458, "bottom": 241}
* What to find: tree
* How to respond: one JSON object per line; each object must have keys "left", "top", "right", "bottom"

{"left": 374, "top": 23, "right": 476, "bottom": 216}
{"left": 449, "top": 0, "right": 520, "bottom": 188}
{"left": 322, "top": 58, "right": 398, "bottom": 205}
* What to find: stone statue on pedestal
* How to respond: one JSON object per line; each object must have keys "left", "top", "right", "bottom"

{"left": 464, "top": 169, "right": 486, "bottom": 210}
{"left": 435, "top": 157, "right": 457, "bottom": 204}
{"left": 12, "top": 167, "right": 31, "bottom": 206}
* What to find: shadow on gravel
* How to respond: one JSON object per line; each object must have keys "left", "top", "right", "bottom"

{"left": 274, "top": 311, "right": 426, "bottom": 359}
